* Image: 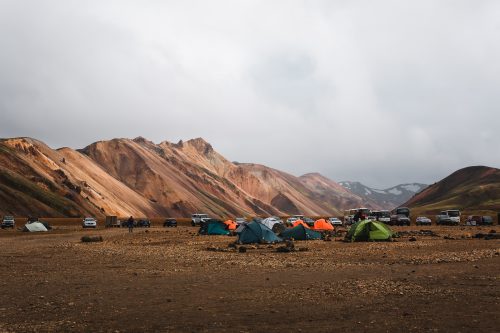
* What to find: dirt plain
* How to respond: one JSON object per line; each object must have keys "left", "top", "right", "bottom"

{"left": 0, "top": 222, "right": 499, "bottom": 333}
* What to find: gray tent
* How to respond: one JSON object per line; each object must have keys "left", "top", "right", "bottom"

{"left": 23, "top": 222, "right": 48, "bottom": 232}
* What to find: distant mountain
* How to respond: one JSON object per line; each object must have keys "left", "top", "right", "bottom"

{"left": 0, "top": 137, "right": 366, "bottom": 218}
{"left": 402, "top": 166, "right": 500, "bottom": 215}
{"left": 339, "top": 181, "right": 427, "bottom": 209}
{"left": 300, "top": 173, "right": 383, "bottom": 211}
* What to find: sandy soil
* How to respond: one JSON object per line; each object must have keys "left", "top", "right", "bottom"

{"left": 0, "top": 224, "right": 499, "bottom": 332}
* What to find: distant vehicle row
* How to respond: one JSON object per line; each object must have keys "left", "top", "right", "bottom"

{"left": 343, "top": 208, "right": 494, "bottom": 226}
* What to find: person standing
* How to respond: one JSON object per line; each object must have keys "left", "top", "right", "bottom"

{"left": 127, "top": 216, "right": 134, "bottom": 233}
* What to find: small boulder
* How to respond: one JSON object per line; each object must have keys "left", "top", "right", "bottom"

{"left": 81, "top": 236, "right": 103, "bottom": 243}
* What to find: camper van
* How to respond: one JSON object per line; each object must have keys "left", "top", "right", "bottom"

{"left": 436, "top": 210, "right": 461, "bottom": 225}
{"left": 344, "top": 209, "right": 357, "bottom": 225}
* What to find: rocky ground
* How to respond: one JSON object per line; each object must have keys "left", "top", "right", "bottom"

{"left": 0, "top": 224, "right": 499, "bottom": 332}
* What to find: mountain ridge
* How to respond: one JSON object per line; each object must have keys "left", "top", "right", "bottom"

{"left": 0, "top": 136, "right": 368, "bottom": 217}
{"left": 339, "top": 181, "right": 428, "bottom": 209}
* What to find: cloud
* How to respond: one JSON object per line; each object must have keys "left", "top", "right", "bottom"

{"left": 0, "top": 0, "right": 499, "bottom": 188}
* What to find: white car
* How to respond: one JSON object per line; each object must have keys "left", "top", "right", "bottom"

{"left": 235, "top": 217, "right": 247, "bottom": 226}
{"left": 328, "top": 217, "right": 342, "bottom": 226}
{"left": 191, "top": 213, "right": 210, "bottom": 226}
{"left": 82, "top": 217, "right": 97, "bottom": 228}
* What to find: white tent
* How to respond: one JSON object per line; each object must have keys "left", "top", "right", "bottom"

{"left": 259, "top": 218, "right": 281, "bottom": 230}
{"left": 23, "top": 222, "right": 48, "bottom": 232}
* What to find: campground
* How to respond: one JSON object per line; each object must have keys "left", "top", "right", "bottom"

{"left": 0, "top": 224, "right": 499, "bottom": 332}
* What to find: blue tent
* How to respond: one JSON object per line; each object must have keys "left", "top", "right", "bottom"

{"left": 236, "top": 221, "right": 282, "bottom": 244}
{"left": 280, "top": 224, "right": 322, "bottom": 240}
{"left": 199, "top": 219, "right": 230, "bottom": 235}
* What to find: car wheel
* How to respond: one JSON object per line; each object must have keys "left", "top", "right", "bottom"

{"left": 191, "top": 221, "right": 195, "bottom": 226}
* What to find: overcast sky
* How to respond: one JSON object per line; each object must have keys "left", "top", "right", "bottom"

{"left": 1, "top": 1, "right": 499, "bottom": 188}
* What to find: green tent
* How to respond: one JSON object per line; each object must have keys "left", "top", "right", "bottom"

{"left": 345, "top": 220, "right": 394, "bottom": 242}
{"left": 236, "top": 221, "right": 282, "bottom": 244}
{"left": 199, "top": 219, "right": 230, "bottom": 236}
{"left": 280, "top": 224, "right": 322, "bottom": 241}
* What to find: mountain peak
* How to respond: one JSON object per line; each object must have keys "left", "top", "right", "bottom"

{"left": 132, "top": 136, "right": 150, "bottom": 144}
{"left": 185, "top": 137, "right": 213, "bottom": 155}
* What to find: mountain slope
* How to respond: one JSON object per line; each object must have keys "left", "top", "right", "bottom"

{"left": 0, "top": 138, "right": 161, "bottom": 217}
{"left": 299, "top": 173, "right": 382, "bottom": 211}
{"left": 339, "top": 181, "right": 427, "bottom": 209}
{"left": 403, "top": 166, "right": 500, "bottom": 214}
{"left": 1, "top": 136, "right": 411, "bottom": 218}
{"left": 81, "top": 137, "right": 354, "bottom": 217}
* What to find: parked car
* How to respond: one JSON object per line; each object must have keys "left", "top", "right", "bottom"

{"left": 286, "top": 217, "right": 298, "bottom": 226}
{"left": 269, "top": 216, "right": 284, "bottom": 224}
{"left": 1, "top": 216, "right": 15, "bottom": 229}
{"left": 328, "top": 217, "right": 342, "bottom": 226}
{"left": 343, "top": 209, "right": 358, "bottom": 225}
{"left": 436, "top": 210, "right": 460, "bottom": 225}
{"left": 467, "top": 215, "right": 494, "bottom": 226}
{"left": 390, "top": 214, "right": 410, "bottom": 226}
{"left": 303, "top": 217, "right": 315, "bottom": 227}
{"left": 371, "top": 210, "right": 391, "bottom": 223}
{"left": 163, "top": 218, "right": 177, "bottom": 227}
{"left": 465, "top": 215, "right": 481, "bottom": 226}
{"left": 136, "top": 219, "right": 151, "bottom": 227}
{"left": 480, "top": 216, "right": 493, "bottom": 225}
{"left": 121, "top": 219, "right": 136, "bottom": 227}
{"left": 394, "top": 207, "right": 411, "bottom": 218}
{"left": 235, "top": 217, "right": 247, "bottom": 226}
{"left": 416, "top": 216, "right": 432, "bottom": 226}
{"left": 82, "top": 217, "right": 97, "bottom": 228}
{"left": 353, "top": 208, "right": 371, "bottom": 222}
{"left": 191, "top": 214, "right": 210, "bottom": 226}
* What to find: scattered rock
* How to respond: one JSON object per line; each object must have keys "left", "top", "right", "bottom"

{"left": 81, "top": 236, "right": 103, "bottom": 243}
{"left": 276, "top": 246, "right": 291, "bottom": 253}
{"left": 238, "top": 246, "right": 247, "bottom": 253}
{"left": 409, "top": 237, "right": 417, "bottom": 242}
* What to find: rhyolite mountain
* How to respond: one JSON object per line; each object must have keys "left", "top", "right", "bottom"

{"left": 0, "top": 137, "right": 374, "bottom": 218}
{"left": 401, "top": 166, "right": 500, "bottom": 216}
{"left": 339, "top": 181, "right": 427, "bottom": 209}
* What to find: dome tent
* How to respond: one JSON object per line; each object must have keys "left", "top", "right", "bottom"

{"left": 280, "top": 224, "right": 322, "bottom": 241}
{"left": 292, "top": 220, "right": 310, "bottom": 229}
{"left": 224, "top": 220, "right": 237, "bottom": 231}
{"left": 312, "top": 219, "right": 334, "bottom": 231}
{"left": 345, "top": 220, "right": 394, "bottom": 242}
{"left": 236, "top": 221, "right": 282, "bottom": 244}
{"left": 260, "top": 217, "right": 281, "bottom": 230}
{"left": 199, "top": 219, "right": 230, "bottom": 236}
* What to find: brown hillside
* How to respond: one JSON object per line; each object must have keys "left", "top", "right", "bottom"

{"left": 404, "top": 166, "right": 500, "bottom": 215}
{"left": 1, "top": 136, "right": 375, "bottom": 218}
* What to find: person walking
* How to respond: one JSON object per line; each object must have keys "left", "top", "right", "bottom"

{"left": 127, "top": 216, "right": 134, "bottom": 233}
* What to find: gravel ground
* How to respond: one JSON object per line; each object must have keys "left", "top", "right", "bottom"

{"left": 0, "top": 225, "right": 499, "bottom": 332}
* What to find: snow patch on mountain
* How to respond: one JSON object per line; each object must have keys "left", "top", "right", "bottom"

{"left": 401, "top": 184, "right": 422, "bottom": 192}
{"left": 340, "top": 181, "right": 428, "bottom": 209}
{"left": 388, "top": 188, "right": 402, "bottom": 195}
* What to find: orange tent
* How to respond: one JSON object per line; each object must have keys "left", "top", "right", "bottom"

{"left": 312, "top": 219, "right": 334, "bottom": 231}
{"left": 292, "top": 219, "right": 310, "bottom": 229}
{"left": 224, "top": 220, "right": 237, "bottom": 231}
